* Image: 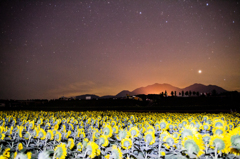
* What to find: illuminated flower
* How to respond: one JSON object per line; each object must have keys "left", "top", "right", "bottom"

{"left": 65, "top": 130, "right": 71, "bottom": 138}
{"left": 202, "top": 123, "right": 211, "bottom": 131}
{"left": 86, "top": 142, "right": 100, "bottom": 159}
{"left": 212, "top": 126, "right": 225, "bottom": 135}
{"left": 202, "top": 134, "right": 211, "bottom": 144}
{"left": 99, "top": 135, "right": 109, "bottom": 147}
{"left": 26, "top": 151, "right": 32, "bottom": 159}
{"left": 92, "top": 132, "right": 100, "bottom": 141}
{"left": 121, "top": 138, "right": 132, "bottom": 150}
{"left": 111, "top": 145, "right": 123, "bottom": 159}
{"left": 38, "top": 128, "right": 46, "bottom": 140}
{"left": 227, "top": 127, "right": 240, "bottom": 156}
{"left": 77, "top": 142, "right": 83, "bottom": 152}
{"left": 182, "top": 136, "right": 205, "bottom": 157}
{"left": 129, "top": 126, "right": 139, "bottom": 138}
{"left": 103, "top": 125, "right": 113, "bottom": 138}
{"left": 54, "top": 143, "right": 67, "bottom": 159}
{"left": 159, "top": 120, "right": 169, "bottom": 131}
{"left": 112, "top": 126, "right": 119, "bottom": 134}
{"left": 54, "top": 131, "right": 62, "bottom": 142}
{"left": 2, "top": 148, "right": 10, "bottom": 158}
{"left": 146, "top": 125, "right": 155, "bottom": 134}
{"left": 67, "top": 138, "right": 75, "bottom": 150}
{"left": 144, "top": 131, "right": 155, "bottom": 145}
{"left": 0, "top": 133, "right": 5, "bottom": 140}
{"left": 180, "top": 125, "right": 199, "bottom": 139}
{"left": 46, "top": 130, "right": 54, "bottom": 140}
{"left": 117, "top": 129, "right": 130, "bottom": 140}
{"left": 163, "top": 134, "right": 178, "bottom": 147}
{"left": 17, "top": 143, "right": 23, "bottom": 151}
{"left": 210, "top": 134, "right": 230, "bottom": 154}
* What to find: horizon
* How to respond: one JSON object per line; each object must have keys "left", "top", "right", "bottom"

{"left": 1, "top": 1, "right": 240, "bottom": 100}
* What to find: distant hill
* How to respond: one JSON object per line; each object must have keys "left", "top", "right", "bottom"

{"left": 75, "top": 94, "right": 99, "bottom": 100}
{"left": 183, "top": 83, "right": 227, "bottom": 93}
{"left": 74, "top": 83, "right": 228, "bottom": 99}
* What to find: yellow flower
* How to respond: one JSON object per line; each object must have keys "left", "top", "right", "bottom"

{"left": 99, "top": 135, "right": 109, "bottom": 147}
{"left": 54, "top": 143, "right": 67, "bottom": 159}
{"left": 13, "top": 152, "right": 17, "bottom": 158}
{"left": 27, "top": 151, "right": 32, "bottom": 159}
{"left": 67, "top": 138, "right": 75, "bottom": 150}
{"left": 212, "top": 126, "right": 225, "bottom": 135}
{"left": 38, "top": 128, "right": 46, "bottom": 140}
{"left": 112, "top": 126, "right": 119, "bottom": 134}
{"left": 182, "top": 135, "right": 205, "bottom": 157}
{"left": 129, "top": 126, "right": 139, "bottom": 138}
{"left": 77, "top": 142, "right": 83, "bottom": 152}
{"left": 121, "top": 138, "right": 132, "bottom": 150}
{"left": 55, "top": 131, "right": 62, "bottom": 142}
{"left": 144, "top": 131, "right": 155, "bottom": 145}
{"left": 163, "top": 134, "right": 178, "bottom": 147}
{"left": 46, "top": 130, "right": 54, "bottom": 140}
{"left": 65, "top": 130, "right": 71, "bottom": 138}
{"left": 111, "top": 145, "right": 123, "bottom": 159}
{"left": 86, "top": 142, "right": 100, "bottom": 159}
{"left": 18, "top": 143, "right": 23, "bottom": 151}
{"left": 210, "top": 134, "right": 230, "bottom": 154}
{"left": 3, "top": 148, "right": 10, "bottom": 158}
{"left": 102, "top": 125, "right": 113, "bottom": 138}
{"left": 0, "top": 133, "right": 5, "bottom": 140}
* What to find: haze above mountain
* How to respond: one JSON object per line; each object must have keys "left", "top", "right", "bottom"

{"left": 75, "top": 83, "right": 227, "bottom": 99}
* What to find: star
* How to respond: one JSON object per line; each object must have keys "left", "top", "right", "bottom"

{"left": 198, "top": 70, "right": 202, "bottom": 74}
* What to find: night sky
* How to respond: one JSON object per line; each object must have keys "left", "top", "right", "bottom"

{"left": 1, "top": 1, "right": 240, "bottom": 100}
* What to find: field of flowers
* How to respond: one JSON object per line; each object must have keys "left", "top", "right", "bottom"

{"left": 0, "top": 110, "right": 240, "bottom": 159}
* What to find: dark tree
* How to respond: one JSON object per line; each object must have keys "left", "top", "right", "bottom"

{"left": 179, "top": 92, "right": 181, "bottom": 96}
{"left": 193, "top": 91, "right": 196, "bottom": 96}
{"left": 196, "top": 91, "right": 200, "bottom": 96}
{"left": 182, "top": 91, "right": 184, "bottom": 97}
{"left": 174, "top": 91, "right": 176, "bottom": 96}
{"left": 211, "top": 89, "right": 217, "bottom": 96}
{"left": 189, "top": 91, "right": 192, "bottom": 96}
{"left": 165, "top": 90, "right": 167, "bottom": 97}
{"left": 185, "top": 91, "right": 189, "bottom": 96}
{"left": 171, "top": 91, "right": 174, "bottom": 96}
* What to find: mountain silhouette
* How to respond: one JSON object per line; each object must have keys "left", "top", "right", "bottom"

{"left": 74, "top": 83, "right": 228, "bottom": 98}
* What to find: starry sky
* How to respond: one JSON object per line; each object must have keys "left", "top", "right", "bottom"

{"left": 0, "top": 1, "right": 240, "bottom": 100}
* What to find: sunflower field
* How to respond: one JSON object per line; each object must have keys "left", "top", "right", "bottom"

{"left": 0, "top": 111, "right": 240, "bottom": 159}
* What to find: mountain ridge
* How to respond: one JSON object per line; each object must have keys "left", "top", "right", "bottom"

{"left": 73, "top": 83, "right": 228, "bottom": 99}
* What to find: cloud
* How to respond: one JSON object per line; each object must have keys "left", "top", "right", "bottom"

{"left": 47, "top": 81, "right": 114, "bottom": 98}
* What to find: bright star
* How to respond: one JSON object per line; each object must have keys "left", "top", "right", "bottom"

{"left": 198, "top": 70, "right": 202, "bottom": 74}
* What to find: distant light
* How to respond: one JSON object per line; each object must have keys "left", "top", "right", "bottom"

{"left": 166, "top": 21, "right": 168, "bottom": 23}
{"left": 206, "top": 3, "right": 209, "bottom": 6}
{"left": 198, "top": 70, "right": 202, "bottom": 74}
{"left": 233, "top": 21, "right": 235, "bottom": 23}
{"left": 139, "top": 12, "right": 142, "bottom": 14}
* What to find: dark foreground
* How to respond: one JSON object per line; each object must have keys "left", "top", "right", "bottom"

{"left": 1, "top": 96, "right": 239, "bottom": 113}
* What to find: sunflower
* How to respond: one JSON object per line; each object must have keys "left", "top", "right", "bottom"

{"left": 146, "top": 125, "right": 155, "bottom": 134}
{"left": 54, "top": 143, "right": 67, "bottom": 159}
{"left": 99, "top": 135, "right": 109, "bottom": 147}
{"left": 46, "top": 130, "right": 54, "bottom": 140}
{"left": 202, "top": 134, "right": 211, "bottom": 144}
{"left": 102, "top": 125, "right": 113, "bottom": 138}
{"left": 77, "top": 142, "right": 83, "bottom": 152}
{"left": 163, "top": 134, "right": 178, "bottom": 147}
{"left": 180, "top": 125, "right": 199, "bottom": 139}
{"left": 24, "top": 131, "right": 31, "bottom": 140}
{"left": 182, "top": 135, "right": 205, "bottom": 157}
{"left": 212, "top": 126, "right": 225, "bottom": 135}
{"left": 212, "top": 119, "right": 226, "bottom": 128}
{"left": 112, "top": 126, "right": 119, "bottom": 134}
{"left": 86, "top": 142, "right": 101, "bottom": 159}
{"left": 210, "top": 134, "right": 230, "bottom": 154}
{"left": 227, "top": 127, "right": 240, "bottom": 156}
{"left": 129, "top": 126, "right": 139, "bottom": 138}
{"left": 202, "top": 123, "right": 211, "bottom": 131}
{"left": 83, "top": 138, "right": 89, "bottom": 148}
{"left": 32, "top": 127, "right": 39, "bottom": 138}
{"left": 38, "top": 128, "right": 46, "bottom": 140}
{"left": 26, "top": 151, "right": 32, "bottom": 159}
{"left": 159, "top": 120, "right": 169, "bottom": 131}
{"left": 92, "top": 132, "right": 100, "bottom": 141}
{"left": 117, "top": 129, "right": 130, "bottom": 140}
{"left": 121, "top": 137, "right": 132, "bottom": 150}
{"left": 144, "top": 131, "right": 155, "bottom": 145}
{"left": 17, "top": 143, "right": 23, "bottom": 151}
{"left": 65, "top": 130, "right": 71, "bottom": 138}
{"left": 0, "top": 133, "right": 5, "bottom": 140}
{"left": 54, "top": 131, "right": 62, "bottom": 142}
{"left": 2, "top": 148, "right": 10, "bottom": 158}
{"left": 111, "top": 145, "right": 123, "bottom": 159}
{"left": 67, "top": 138, "right": 75, "bottom": 150}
